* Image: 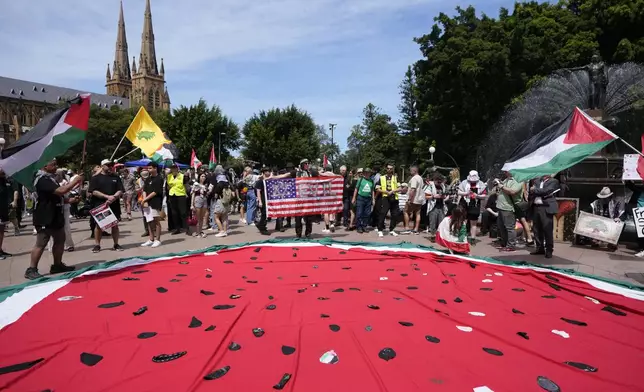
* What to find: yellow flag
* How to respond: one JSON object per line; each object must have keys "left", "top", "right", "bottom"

{"left": 125, "top": 107, "right": 171, "bottom": 157}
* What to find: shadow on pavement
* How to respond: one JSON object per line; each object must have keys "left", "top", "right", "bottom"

{"left": 493, "top": 254, "right": 577, "bottom": 266}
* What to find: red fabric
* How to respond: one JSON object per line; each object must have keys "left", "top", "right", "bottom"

{"left": 563, "top": 108, "right": 616, "bottom": 145}
{"left": 63, "top": 94, "right": 91, "bottom": 131}
{"left": 209, "top": 145, "right": 217, "bottom": 165}
{"left": 435, "top": 231, "right": 471, "bottom": 254}
{"left": 637, "top": 134, "right": 644, "bottom": 180}
{"left": 1, "top": 245, "right": 643, "bottom": 391}
{"left": 190, "top": 149, "right": 202, "bottom": 170}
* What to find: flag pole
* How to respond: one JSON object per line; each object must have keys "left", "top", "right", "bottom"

{"left": 115, "top": 147, "right": 141, "bottom": 162}
{"left": 618, "top": 138, "right": 644, "bottom": 158}
{"left": 80, "top": 140, "right": 87, "bottom": 172}
{"left": 109, "top": 133, "right": 128, "bottom": 161}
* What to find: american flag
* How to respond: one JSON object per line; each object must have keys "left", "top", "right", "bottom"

{"left": 265, "top": 176, "right": 344, "bottom": 218}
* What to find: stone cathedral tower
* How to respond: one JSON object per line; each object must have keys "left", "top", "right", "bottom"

{"left": 105, "top": 0, "right": 170, "bottom": 111}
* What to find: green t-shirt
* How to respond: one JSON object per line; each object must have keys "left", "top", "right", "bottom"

{"left": 495, "top": 178, "right": 524, "bottom": 212}
{"left": 356, "top": 178, "right": 374, "bottom": 198}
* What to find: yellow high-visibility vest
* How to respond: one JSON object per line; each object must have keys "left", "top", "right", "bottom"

{"left": 167, "top": 173, "right": 187, "bottom": 197}
{"left": 380, "top": 175, "right": 398, "bottom": 200}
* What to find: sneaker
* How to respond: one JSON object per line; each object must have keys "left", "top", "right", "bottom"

{"left": 390, "top": 231, "right": 399, "bottom": 237}
{"left": 330, "top": 225, "right": 336, "bottom": 233}
{"left": 0, "top": 250, "right": 12, "bottom": 257}
{"left": 14, "top": 228, "right": 20, "bottom": 236}
{"left": 24, "top": 267, "right": 43, "bottom": 280}
{"left": 378, "top": 231, "right": 384, "bottom": 238}
{"left": 215, "top": 232, "right": 228, "bottom": 238}
{"left": 151, "top": 240, "right": 162, "bottom": 248}
{"left": 92, "top": 245, "right": 101, "bottom": 253}
{"left": 635, "top": 250, "right": 644, "bottom": 258}
{"left": 260, "top": 230, "right": 271, "bottom": 236}
{"left": 50, "top": 263, "right": 75, "bottom": 274}
{"left": 526, "top": 240, "right": 535, "bottom": 247}
{"left": 357, "top": 227, "right": 364, "bottom": 234}
{"left": 192, "top": 232, "right": 199, "bottom": 237}
{"left": 499, "top": 247, "right": 516, "bottom": 253}
{"left": 200, "top": 232, "right": 207, "bottom": 238}
{"left": 32, "top": 228, "right": 37, "bottom": 235}
{"left": 66, "top": 247, "right": 75, "bottom": 252}
{"left": 322, "top": 229, "right": 331, "bottom": 234}
{"left": 113, "top": 244, "right": 124, "bottom": 252}
{"left": 401, "top": 230, "right": 412, "bottom": 235}
{"left": 141, "top": 240, "right": 153, "bottom": 247}
{"left": 171, "top": 230, "right": 181, "bottom": 235}
{"left": 248, "top": 223, "right": 255, "bottom": 227}
{"left": 413, "top": 230, "right": 419, "bottom": 235}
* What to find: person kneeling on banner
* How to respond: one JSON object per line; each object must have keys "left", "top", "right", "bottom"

{"left": 436, "top": 205, "right": 471, "bottom": 255}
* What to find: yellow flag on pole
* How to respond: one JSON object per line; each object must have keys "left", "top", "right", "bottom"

{"left": 125, "top": 107, "right": 170, "bottom": 157}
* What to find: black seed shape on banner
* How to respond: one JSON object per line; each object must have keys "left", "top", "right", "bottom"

{"left": 378, "top": 348, "right": 396, "bottom": 361}
{"left": 98, "top": 301, "right": 125, "bottom": 308}
{"left": 254, "top": 247, "right": 261, "bottom": 252}
{"left": 292, "top": 247, "right": 299, "bottom": 251}
{"left": 393, "top": 297, "right": 403, "bottom": 301}
{"left": 281, "top": 346, "right": 296, "bottom": 355}
{"left": 447, "top": 273, "right": 456, "bottom": 277}
{"left": 512, "top": 308, "right": 525, "bottom": 315}
{"left": 365, "top": 325, "right": 373, "bottom": 331}
{"left": 247, "top": 280, "right": 258, "bottom": 284}
{"left": 80, "top": 353, "right": 103, "bottom": 366}
{"left": 512, "top": 288, "right": 526, "bottom": 292}
{"left": 482, "top": 348, "right": 504, "bottom": 356}
{"left": 242, "top": 275, "right": 248, "bottom": 279}
{"left": 313, "top": 265, "right": 319, "bottom": 269}
{"left": 213, "top": 305, "right": 235, "bottom": 310}
{"left": 169, "top": 279, "right": 182, "bottom": 282}
{"left": 255, "top": 267, "right": 263, "bottom": 270}
{"left": 0, "top": 358, "right": 44, "bottom": 376}
{"left": 250, "top": 257, "right": 258, "bottom": 261}
{"left": 177, "top": 274, "right": 188, "bottom": 277}
{"left": 133, "top": 306, "right": 148, "bottom": 316}
{"left": 401, "top": 273, "right": 408, "bottom": 277}
{"left": 367, "top": 305, "right": 380, "bottom": 310}
{"left": 300, "top": 275, "right": 309, "bottom": 278}
{"left": 269, "top": 296, "right": 274, "bottom": 300}
{"left": 545, "top": 274, "right": 559, "bottom": 282}
{"left": 252, "top": 328, "right": 265, "bottom": 337}
{"left": 189, "top": 316, "right": 203, "bottom": 328}
{"left": 292, "top": 253, "right": 297, "bottom": 257}
{"left": 386, "top": 268, "right": 394, "bottom": 272}
{"left": 201, "top": 290, "right": 214, "bottom": 296}
{"left": 379, "top": 259, "right": 385, "bottom": 262}
{"left": 442, "top": 280, "right": 449, "bottom": 284}
{"left": 480, "top": 288, "right": 493, "bottom": 291}
{"left": 339, "top": 251, "right": 347, "bottom": 255}
{"left": 156, "top": 287, "right": 168, "bottom": 293}
{"left": 320, "top": 257, "right": 328, "bottom": 260}
{"left": 454, "top": 297, "right": 463, "bottom": 303}
{"left": 414, "top": 268, "right": 421, "bottom": 271}
{"left": 229, "top": 294, "right": 241, "bottom": 299}
{"left": 564, "top": 361, "right": 598, "bottom": 372}
{"left": 206, "top": 274, "right": 212, "bottom": 278}
{"left": 374, "top": 289, "right": 382, "bottom": 293}
{"left": 329, "top": 324, "right": 341, "bottom": 332}
{"left": 131, "top": 270, "right": 149, "bottom": 274}
{"left": 434, "top": 309, "right": 442, "bottom": 313}
{"left": 407, "top": 286, "right": 418, "bottom": 290}
{"left": 318, "top": 297, "right": 330, "bottom": 301}
{"left": 297, "top": 289, "right": 307, "bottom": 293}
{"left": 266, "top": 305, "right": 277, "bottom": 310}
{"left": 549, "top": 283, "right": 562, "bottom": 291}
{"left": 536, "top": 376, "right": 561, "bottom": 392}
{"left": 205, "top": 325, "right": 216, "bottom": 331}
{"left": 438, "top": 299, "right": 447, "bottom": 304}
{"left": 122, "top": 277, "right": 140, "bottom": 281}
{"left": 332, "top": 288, "right": 344, "bottom": 293}
{"left": 138, "top": 332, "right": 157, "bottom": 339}
{"left": 273, "top": 373, "right": 292, "bottom": 390}
{"left": 204, "top": 365, "right": 231, "bottom": 380}
{"left": 542, "top": 295, "right": 557, "bottom": 299}
{"left": 223, "top": 260, "right": 234, "bottom": 264}
{"left": 517, "top": 332, "right": 529, "bottom": 340}
{"left": 561, "top": 317, "right": 587, "bottom": 326}
{"left": 349, "top": 288, "right": 361, "bottom": 291}
{"left": 179, "top": 261, "right": 189, "bottom": 265}
{"left": 602, "top": 306, "right": 627, "bottom": 316}
{"left": 342, "top": 267, "right": 352, "bottom": 270}
{"left": 277, "top": 276, "right": 284, "bottom": 280}
{"left": 152, "top": 351, "right": 186, "bottom": 363}
{"left": 399, "top": 321, "right": 414, "bottom": 327}
{"left": 228, "top": 342, "right": 241, "bottom": 351}
{"left": 469, "top": 262, "right": 477, "bottom": 269}
{"left": 425, "top": 335, "right": 440, "bottom": 343}
{"left": 321, "top": 314, "right": 330, "bottom": 318}
{"left": 236, "top": 288, "right": 246, "bottom": 291}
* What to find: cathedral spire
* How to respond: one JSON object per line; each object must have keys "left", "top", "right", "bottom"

{"left": 106, "top": 63, "right": 111, "bottom": 80}
{"left": 113, "top": 0, "right": 131, "bottom": 80}
{"left": 160, "top": 58, "right": 165, "bottom": 75}
{"left": 140, "top": 0, "right": 159, "bottom": 75}
{"left": 132, "top": 56, "right": 137, "bottom": 74}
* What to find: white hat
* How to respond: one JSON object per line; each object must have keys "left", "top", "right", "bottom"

{"left": 400, "top": 183, "right": 408, "bottom": 187}
{"left": 356, "top": 168, "right": 363, "bottom": 173}
{"left": 597, "top": 187, "right": 613, "bottom": 199}
{"left": 467, "top": 170, "right": 480, "bottom": 182}
{"left": 0, "top": 138, "right": 5, "bottom": 145}
{"left": 100, "top": 159, "right": 113, "bottom": 166}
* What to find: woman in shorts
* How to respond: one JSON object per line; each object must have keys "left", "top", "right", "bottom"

{"left": 191, "top": 173, "right": 211, "bottom": 238}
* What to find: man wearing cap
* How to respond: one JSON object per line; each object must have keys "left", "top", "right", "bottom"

{"left": 88, "top": 159, "right": 125, "bottom": 253}
{"left": 377, "top": 163, "right": 400, "bottom": 237}
{"left": 167, "top": 163, "right": 189, "bottom": 235}
{"left": 529, "top": 174, "right": 560, "bottom": 258}
{"left": 590, "top": 186, "right": 624, "bottom": 250}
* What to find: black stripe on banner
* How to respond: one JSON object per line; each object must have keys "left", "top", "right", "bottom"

{"left": 505, "top": 110, "right": 573, "bottom": 164}
{"left": 1, "top": 107, "right": 67, "bottom": 159}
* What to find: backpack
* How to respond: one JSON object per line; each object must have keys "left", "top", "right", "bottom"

{"left": 221, "top": 185, "right": 233, "bottom": 207}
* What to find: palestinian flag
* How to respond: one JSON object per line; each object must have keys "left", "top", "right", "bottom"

{"left": 0, "top": 239, "right": 643, "bottom": 391}
{"left": 209, "top": 144, "right": 217, "bottom": 169}
{"left": 0, "top": 96, "right": 90, "bottom": 188}
{"left": 502, "top": 107, "right": 618, "bottom": 182}
{"left": 190, "top": 148, "right": 202, "bottom": 170}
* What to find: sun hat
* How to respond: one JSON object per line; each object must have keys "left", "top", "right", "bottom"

{"left": 467, "top": 170, "right": 480, "bottom": 182}
{"left": 597, "top": 187, "right": 613, "bottom": 199}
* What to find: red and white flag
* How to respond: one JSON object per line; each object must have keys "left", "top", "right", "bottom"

{"left": 209, "top": 144, "right": 217, "bottom": 169}
{"left": 435, "top": 217, "right": 471, "bottom": 255}
{"left": 637, "top": 134, "right": 644, "bottom": 180}
{"left": 264, "top": 176, "right": 343, "bottom": 217}
{"left": 190, "top": 149, "right": 202, "bottom": 170}
{"left": 323, "top": 154, "right": 328, "bottom": 169}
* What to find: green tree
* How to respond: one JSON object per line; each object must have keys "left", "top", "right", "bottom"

{"left": 241, "top": 105, "right": 321, "bottom": 168}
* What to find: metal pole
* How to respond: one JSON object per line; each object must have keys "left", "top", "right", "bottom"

{"left": 619, "top": 138, "right": 644, "bottom": 157}
{"left": 218, "top": 135, "right": 221, "bottom": 165}
{"left": 329, "top": 123, "right": 336, "bottom": 160}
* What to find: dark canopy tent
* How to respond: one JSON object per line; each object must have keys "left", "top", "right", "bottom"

{"left": 124, "top": 159, "right": 188, "bottom": 169}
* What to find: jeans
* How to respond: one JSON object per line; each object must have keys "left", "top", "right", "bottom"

{"left": 356, "top": 195, "right": 371, "bottom": 230}
{"left": 342, "top": 197, "right": 351, "bottom": 226}
{"left": 428, "top": 207, "right": 445, "bottom": 234}
{"left": 498, "top": 209, "right": 517, "bottom": 247}
{"left": 246, "top": 189, "right": 257, "bottom": 224}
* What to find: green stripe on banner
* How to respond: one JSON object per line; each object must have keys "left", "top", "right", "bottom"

{"left": 12, "top": 127, "right": 86, "bottom": 190}
{"left": 509, "top": 140, "right": 613, "bottom": 183}
{"left": 1, "top": 238, "right": 643, "bottom": 304}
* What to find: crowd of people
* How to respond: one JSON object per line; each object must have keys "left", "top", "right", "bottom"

{"left": 1, "top": 156, "right": 643, "bottom": 281}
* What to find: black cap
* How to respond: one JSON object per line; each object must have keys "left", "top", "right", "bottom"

{"left": 261, "top": 166, "right": 271, "bottom": 173}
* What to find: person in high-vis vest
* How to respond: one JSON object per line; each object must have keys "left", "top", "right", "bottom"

{"left": 167, "top": 164, "right": 189, "bottom": 235}
{"left": 377, "top": 163, "right": 400, "bottom": 237}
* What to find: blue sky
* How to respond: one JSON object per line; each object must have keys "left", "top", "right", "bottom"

{"left": 0, "top": 0, "right": 512, "bottom": 151}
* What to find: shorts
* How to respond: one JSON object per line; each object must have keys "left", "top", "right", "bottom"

{"left": 35, "top": 226, "right": 65, "bottom": 248}
{"left": 0, "top": 208, "right": 8, "bottom": 226}
{"left": 143, "top": 207, "right": 160, "bottom": 223}
{"left": 194, "top": 195, "right": 207, "bottom": 209}
{"left": 405, "top": 203, "right": 422, "bottom": 214}
{"left": 214, "top": 199, "right": 228, "bottom": 215}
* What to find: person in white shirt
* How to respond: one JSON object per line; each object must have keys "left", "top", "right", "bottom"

{"left": 405, "top": 165, "right": 425, "bottom": 234}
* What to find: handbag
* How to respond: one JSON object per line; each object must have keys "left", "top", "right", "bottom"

{"left": 187, "top": 212, "right": 198, "bottom": 227}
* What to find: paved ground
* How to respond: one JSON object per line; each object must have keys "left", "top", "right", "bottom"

{"left": 2, "top": 213, "right": 644, "bottom": 288}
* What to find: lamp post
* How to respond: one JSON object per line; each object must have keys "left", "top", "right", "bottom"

{"left": 429, "top": 146, "right": 436, "bottom": 161}
{"left": 328, "top": 123, "right": 336, "bottom": 160}
{"left": 218, "top": 132, "right": 225, "bottom": 164}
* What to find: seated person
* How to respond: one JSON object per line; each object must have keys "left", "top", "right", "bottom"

{"left": 435, "top": 205, "right": 471, "bottom": 255}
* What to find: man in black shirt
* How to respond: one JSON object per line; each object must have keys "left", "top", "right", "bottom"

{"left": 255, "top": 166, "right": 272, "bottom": 236}
{"left": 141, "top": 162, "right": 164, "bottom": 248}
{"left": 25, "top": 159, "right": 83, "bottom": 280}
{"left": 88, "top": 159, "right": 125, "bottom": 253}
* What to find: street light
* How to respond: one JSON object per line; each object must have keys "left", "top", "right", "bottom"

{"left": 429, "top": 146, "right": 436, "bottom": 161}
{"left": 218, "top": 132, "right": 225, "bottom": 164}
